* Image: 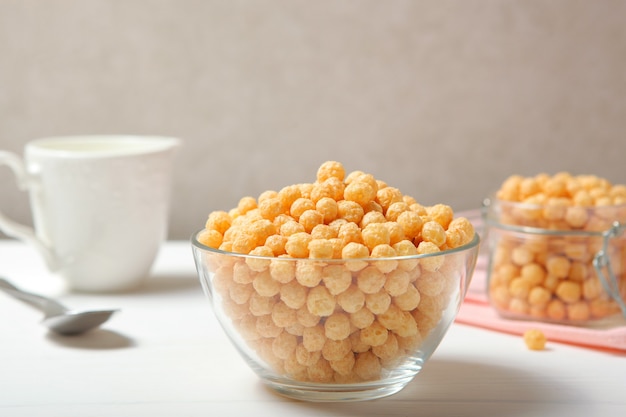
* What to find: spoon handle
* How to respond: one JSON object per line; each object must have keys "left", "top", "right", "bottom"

{"left": 0, "top": 277, "right": 68, "bottom": 315}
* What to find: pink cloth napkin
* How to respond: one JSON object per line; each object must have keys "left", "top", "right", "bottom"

{"left": 456, "top": 254, "right": 626, "bottom": 351}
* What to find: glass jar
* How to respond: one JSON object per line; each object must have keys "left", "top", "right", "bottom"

{"left": 483, "top": 197, "right": 626, "bottom": 325}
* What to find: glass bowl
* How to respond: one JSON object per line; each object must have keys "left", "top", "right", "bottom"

{"left": 191, "top": 230, "right": 480, "bottom": 402}
{"left": 483, "top": 197, "right": 626, "bottom": 325}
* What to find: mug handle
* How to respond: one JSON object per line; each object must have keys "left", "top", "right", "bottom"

{"left": 0, "top": 151, "right": 58, "bottom": 270}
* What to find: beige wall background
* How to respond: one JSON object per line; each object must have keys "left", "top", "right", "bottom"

{"left": 1, "top": 0, "right": 625, "bottom": 240}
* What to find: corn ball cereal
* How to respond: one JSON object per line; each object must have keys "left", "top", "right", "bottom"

{"left": 488, "top": 173, "right": 626, "bottom": 323}
{"left": 523, "top": 328, "right": 547, "bottom": 350}
{"left": 198, "top": 161, "right": 477, "bottom": 383}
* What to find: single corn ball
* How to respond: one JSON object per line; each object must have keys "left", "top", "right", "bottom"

{"left": 290, "top": 198, "right": 316, "bottom": 221}
{"left": 329, "top": 352, "right": 356, "bottom": 376}
{"left": 316, "top": 197, "right": 339, "bottom": 224}
{"left": 307, "top": 357, "right": 334, "bottom": 383}
{"left": 306, "top": 286, "right": 336, "bottom": 317}
{"left": 353, "top": 351, "right": 382, "bottom": 381}
{"left": 246, "top": 246, "right": 273, "bottom": 272}
{"left": 349, "top": 306, "right": 375, "bottom": 329}
{"left": 417, "top": 241, "right": 444, "bottom": 272}
{"left": 272, "top": 331, "right": 298, "bottom": 360}
{"left": 255, "top": 314, "right": 283, "bottom": 338}
{"left": 336, "top": 284, "right": 366, "bottom": 313}
{"left": 364, "top": 290, "right": 392, "bottom": 315}
{"left": 280, "top": 279, "right": 308, "bottom": 309}
{"left": 376, "top": 187, "right": 403, "bottom": 212}
{"left": 302, "top": 324, "right": 326, "bottom": 352}
{"left": 385, "top": 202, "right": 410, "bottom": 222}
{"left": 316, "top": 160, "right": 346, "bottom": 183}
{"left": 285, "top": 232, "right": 312, "bottom": 258}
{"left": 198, "top": 228, "right": 223, "bottom": 249}
{"left": 299, "top": 209, "right": 324, "bottom": 233}
{"left": 308, "top": 238, "right": 335, "bottom": 259}
{"left": 421, "top": 221, "right": 446, "bottom": 248}
{"left": 360, "top": 320, "right": 388, "bottom": 347}
{"left": 523, "top": 328, "right": 547, "bottom": 350}
{"left": 206, "top": 210, "right": 232, "bottom": 235}
{"left": 252, "top": 270, "right": 281, "bottom": 297}
{"left": 258, "top": 197, "right": 283, "bottom": 221}
{"left": 397, "top": 211, "right": 423, "bottom": 240}
{"left": 337, "top": 200, "right": 365, "bottom": 224}
{"left": 361, "top": 223, "right": 391, "bottom": 251}
{"left": 269, "top": 257, "right": 296, "bottom": 284}
{"left": 271, "top": 300, "right": 298, "bottom": 328}
{"left": 296, "top": 305, "right": 321, "bottom": 328}
{"left": 322, "top": 264, "right": 352, "bottom": 295}
{"left": 295, "top": 343, "right": 321, "bottom": 366}
{"left": 356, "top": 266, "right": 386, "bottom": 294}
{"left": 344, "top": 181, "right": 377, "bottom": 207}
{"left": 324, "top": 312, "right": 351, "bottom": 341}
{"left": 322, "top": 338, "right": 352, "bottom": 361}
{"left": 295, "top": 260, "right": 323, "bottom": 287}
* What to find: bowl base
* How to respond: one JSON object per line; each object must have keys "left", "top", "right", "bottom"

{"left": 263, "top": 376, "right": 413, "bottom": 402}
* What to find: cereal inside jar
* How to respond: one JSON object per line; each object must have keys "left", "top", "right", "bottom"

{"left": 194, "top": 161, "right": 480, "bottom": 386}
{"left": 484, "top": 172, "right": 626, "bottom": 324}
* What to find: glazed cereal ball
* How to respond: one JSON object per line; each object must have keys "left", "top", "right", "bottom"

{"left": 364, "top": 290, "right": 391, "bottom": 314}
{"left": 523, "top": 329, "right": 547, "bottom": 350}
{"left": 354, "top": 351, "right": 382, "bottom": 381}
{"left": 337, "top": 200, "right": 365, "bottom": 224}
{"left": 356, "top": 266, "right": 386, "bottom": 294}
{"left": 338, "top": 222, "right": 363, "bottom": 246}
{"left": 277, "top": 185, "right": 302, "bottom": 212}
{"left": 360, "top": 321, "right": 388, "bottom": 346}
{"left": 285, "top": 232, "right": 312, "bottom": 258}
{"left": 397, "top": 211, "right": 423, "bottom": 241}
{"left": 205, "top": 210, "right": 232, "bottom": 234}
{"left": 253, "top": 270, "right": 281, "bottom": 297}
{"left": 317, "top": 160, "right": 346, "bottom": 182}
{"left": 306, "top": 286, "right": 336, "bottom": 317}
{"left": 295, "top": 260, "right": 323, "bottom": 287}
{"left": 344, "top": 181, "right": 377, "bottom": 207}
{"left": 427, "top": 204, "right": 454, "bottom": 229}
{"left": 385, "top": 202, "right": 410, "bottom": 222}
{"left": 269, "top": 257, "right": 296, "bottom": 283}
{"left": 311, "top": 177, "right": 345, "bottom": 203}
{"left": 341, "top": 242, "right": 370, "bottom": 272}
{"left": 280, "top": 279, "right": 308, "bottom": 309}
{"left": 336, "top": 284, "right": 366, "bottom": 313}
{"left": 322, "top": 264, "right": 352, "bottom": 295}
{"left": 316, "top": 197, "right": 339, "bottom": 224}
{"left": 308, "top": 238, "right": 335, "bottom": 259}
{"left": 302, "top": 324, "right": 326, "bottom": 352}
{"left": 361, "top": 223, "right": 391, "bottom": 251}
{"left": 324, "top": 313, "right": 351, "bottom": 340}
{"left": 376, "top": 187, "right": 403, "bottom": 212}
{"left": 290, "top": 198, "right": 316, "bottom": 221}
{"left": 349, "top": 306, "right": 375, "bottom": 329}
{"left": 416, "top": 241, "right": 443, "bottom": 272}
{"left": 322, "top": 338, "right": 352, "bottom": 361}
{"left": 259, "top": 197, "right": 284, "bottom": 221}
{"left": 295, "top": 343, "right": 321, "bottom": 367}
{"left": 197, "top": 228, "right": 223, "bottom": 249}
{"left": 421, "top": 221, "right": 446, "bottom": 248}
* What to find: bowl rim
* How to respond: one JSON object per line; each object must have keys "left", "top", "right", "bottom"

{"left": 190, "top": 228, "right": 480, "bottom": 262}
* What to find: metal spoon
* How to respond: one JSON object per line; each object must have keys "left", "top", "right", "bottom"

{"left": 0, "top": 277, "right": 119, "bottom": 335}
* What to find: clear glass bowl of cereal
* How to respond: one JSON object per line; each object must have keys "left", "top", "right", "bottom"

{"left": 483, "top": 173, "right": 626, "bottom": 325}
{"left": 190, "top": 161, "right": 480, "bottom": 402}
{"left": 192, "top": 231, "right": 479, "bottom": 402}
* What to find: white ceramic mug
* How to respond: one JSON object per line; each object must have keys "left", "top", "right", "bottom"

{"left": 0, "top": 135, "right": 180, "bottom": 292}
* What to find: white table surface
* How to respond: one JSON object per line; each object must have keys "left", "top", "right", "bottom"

{"left": 1, "top": 240, "right": 625, "bottom": 417}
